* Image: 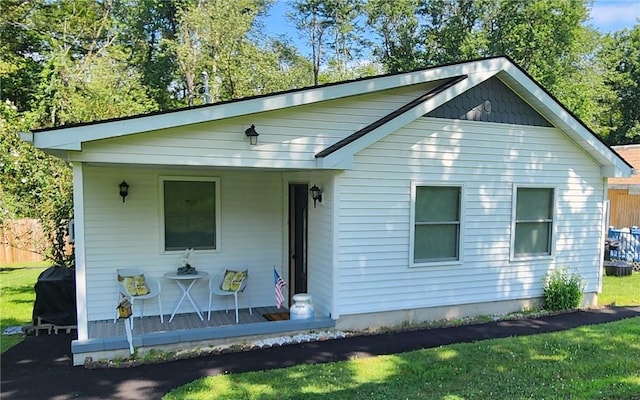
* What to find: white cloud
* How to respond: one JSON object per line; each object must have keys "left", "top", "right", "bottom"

{"left": 589, "top": 0, "right": 640, "bottom": 30}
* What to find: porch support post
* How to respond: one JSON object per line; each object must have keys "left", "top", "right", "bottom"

{"left": 73, "top": 163, "right": 89, "bottom": 341}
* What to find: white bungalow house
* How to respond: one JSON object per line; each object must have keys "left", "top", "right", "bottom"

{"left": 23, "top": 56, "right": 633, "bottom": 365}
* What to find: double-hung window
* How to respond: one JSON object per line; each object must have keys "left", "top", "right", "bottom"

{"left": 512, "top": 187, "right": 554, "bottom": 258}
{"left": 412, "top": 185, "right": 462, "bottom": 265}
{"left": 161, "top": 177, "right": 220, "bottom": 252}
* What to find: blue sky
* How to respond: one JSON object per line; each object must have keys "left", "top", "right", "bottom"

{"left": 589, "top": 0, "right": 640, "bottom": 32}
{"left": 265, "top": 0, "right": 640, "bottom": 46}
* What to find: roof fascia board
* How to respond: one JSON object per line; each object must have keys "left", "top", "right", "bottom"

{"left": 314, "top": 153, "right": 354, "bottom": 169}
{"left": 499, "top": 63, "right": 632, "bottom": 177}
{"left": 19, "top": 131, "right": 33, "bottom": 143}
{"left": 316, "top": 70, "right": 499, "bottom": 169}
{"left": 32, "top": 58, "right": 507, "bottom": 151}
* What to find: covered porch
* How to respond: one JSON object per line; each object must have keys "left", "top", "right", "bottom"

{"left": 73, "top": 306, "right": 334, "bottom": 365}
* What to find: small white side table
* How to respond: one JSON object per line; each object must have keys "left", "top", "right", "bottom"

{"left": 164, "top": 271, "right": 209, "bottom": 322}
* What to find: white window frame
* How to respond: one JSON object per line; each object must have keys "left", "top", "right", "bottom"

{"left": 159, "top": 176, "right": 221, "bottom": 254}
{"left": 510, "top": 184, "right": 556, "bottom": 261}
{"left": 410, "top": 182, "right": 464, "bottom": 267}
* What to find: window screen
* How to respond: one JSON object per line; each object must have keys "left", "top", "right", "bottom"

{"left": 414, "top": 186, "right": 460, "bottom": 263}
{"left": 163, "top": 180, "right": 216, "bottom": 251}
{"left": 514, "top": 187, "right": 553, "bottom": 256}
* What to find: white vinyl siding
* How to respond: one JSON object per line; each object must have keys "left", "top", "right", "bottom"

{"left": 71, "top": 83, "right": 440, "bottom": 169}
{"left": 335, "top": 118, "right": 605, "bottom": 316}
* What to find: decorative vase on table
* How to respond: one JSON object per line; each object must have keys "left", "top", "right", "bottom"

{"left": 177, "top": 248, "right": 197, "bottom": 275}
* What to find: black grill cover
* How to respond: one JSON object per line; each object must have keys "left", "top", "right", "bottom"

{"left": 32, "top": 266, "right": 77, "bottom": 326}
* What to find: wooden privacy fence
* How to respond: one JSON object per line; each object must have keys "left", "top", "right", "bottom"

{"left": 0, "top": 219, "right": 46, "bottom": 265}
{"left": 608, "top": 189, "right": 640, "bottom": 228}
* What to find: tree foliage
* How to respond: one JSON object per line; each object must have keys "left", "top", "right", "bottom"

{"left": 366, "top": 0, "right": 423, "bottom": 72}
{"left": 0, "top": 100, "right": 73, "bottom": 266}
{"left": 599, "top": 25, "right": 640, "bottom": 145}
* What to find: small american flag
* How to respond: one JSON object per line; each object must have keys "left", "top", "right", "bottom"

{"left": 273, "top": 268, "right": 286, "bottom": 308}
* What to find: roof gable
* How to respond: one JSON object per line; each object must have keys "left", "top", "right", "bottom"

{"left": 313, "top": 58, "right": 632, "bottom": 177}
{"left": 426, "top": 77, "right": 552, "bottom": 127}
{"left": 314, "top": 76, "right": 467, "bottom": 159}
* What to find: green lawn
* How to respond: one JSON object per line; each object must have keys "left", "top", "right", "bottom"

{"left": 598, "top": 274, "right": 640, "bottom": 306}
{"left": 0, "top": 263, "right": 50, "bottom": 352}
{"left": 164, "top": 318, "right": 640, "bottom": 400}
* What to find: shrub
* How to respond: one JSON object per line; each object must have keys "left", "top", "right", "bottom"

{"left": 543, "top": 268, "right": 585, "bottom": 311}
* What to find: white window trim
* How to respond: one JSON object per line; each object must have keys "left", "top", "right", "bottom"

{"left": 159, "top": 176, "right": 221, "bottom": 254}
{"left": 510, "top": 184, "right": 557, "bottom": 261}
{"left": 409, "top": 182, "right": 465, "bottom": 268}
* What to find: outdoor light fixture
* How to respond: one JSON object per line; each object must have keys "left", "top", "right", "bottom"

{"left": 119, "top": 180, "right": 129, "bottom": 203}
{"left": 245, "top": 124, "right": 259, "bottom": 145}
{"left": 310, "top": 184, "right": 322, "bottom": 208}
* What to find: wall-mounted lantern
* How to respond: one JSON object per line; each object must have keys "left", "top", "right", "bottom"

{"left": 119, "top": 180, "right": 129, "bottom": 203}
{"left": 310, "top": 184, "right": 322, "bottom": 208}
{"left": 245, "top": 124, "right": 259, "bottom": 145}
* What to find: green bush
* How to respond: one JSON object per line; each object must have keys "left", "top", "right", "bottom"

{"left": 543, "top": 268, "right": 585, "bottom": 311}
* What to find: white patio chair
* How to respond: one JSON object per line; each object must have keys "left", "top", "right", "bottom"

{"left": 113, "top": 268, "right": 163, "bottom": 329}
{"left": 208, "top": 269, "right": 252, "bottom": 323}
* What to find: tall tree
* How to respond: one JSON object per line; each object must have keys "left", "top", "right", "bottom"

{"left": 599, "top": 25, "right": 640, "bottom": 144}
{"left": 288, "top": 0, "right": 339, "bottom": 85}
{"left": 168, "top": 0, "right": 312, "bottom": 103}
{"left": 111, "top": 0, "right": 186, "bottom": 110}
{"left": 324, "top": 0, "right": 365, "bottom": 77}
{"left": 27, "top": 0, "right": 157, "bottom": 127}
{"left": 419, "top": 0, "right": 488, "bottom": 65}
{"left": 365, "top": 0, "right": 422, "bottom": 72}
{"left": 0, "top": 0, "right": 46, "bottom": 112}
{"left": 486, "top": 0, "right": 592, "bottom": 89}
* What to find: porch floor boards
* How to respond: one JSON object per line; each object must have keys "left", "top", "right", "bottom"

{"left": 89, "top": 306, "right": 280, "bottom": 339}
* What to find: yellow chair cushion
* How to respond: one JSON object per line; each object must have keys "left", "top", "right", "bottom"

{"left": 119, "top": 274, "right": 150, "bottom": 296}
{"left": 220, "top": 270, "right": 247, "bottom": 292}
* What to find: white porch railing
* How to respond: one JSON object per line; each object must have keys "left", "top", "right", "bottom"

{"left": 608, "top": 227, "right": 640, "bottom": 262}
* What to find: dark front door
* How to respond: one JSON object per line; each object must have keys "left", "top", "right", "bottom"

{"left": 288, "top": 184, "right": 308, "bottom": 302}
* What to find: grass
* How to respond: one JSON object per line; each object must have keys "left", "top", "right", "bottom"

{"left": 163, "top": 318, "right": 640, "bottom": 400}
{"left": 0, "top": 262, "right": 51, "bottom": 352}
{"left": 598, "top": 273, "right": 640, "bottom": 306}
